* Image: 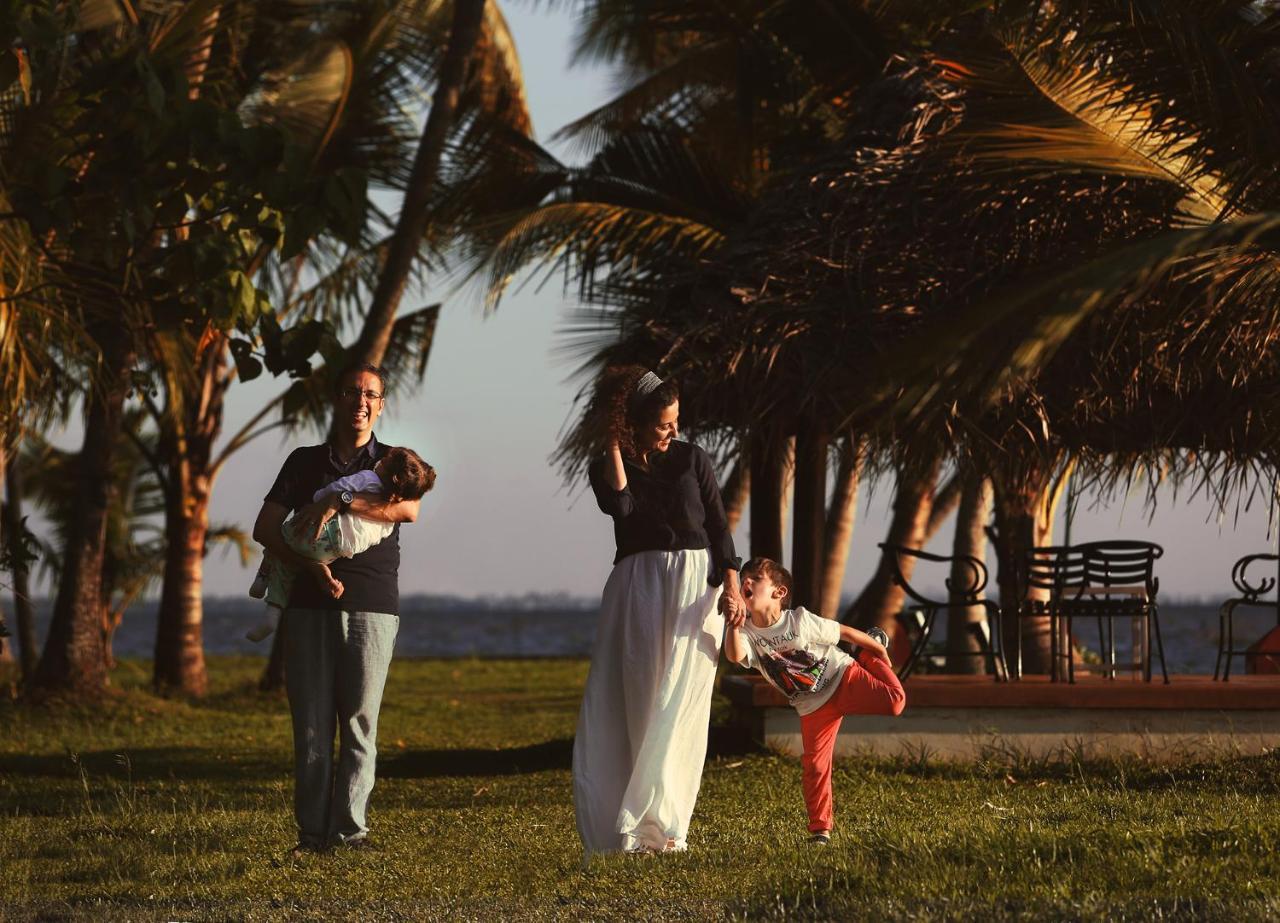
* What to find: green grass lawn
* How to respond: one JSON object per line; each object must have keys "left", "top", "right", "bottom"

{"left": 4, "top": 657, "right": 1280, "bottom": 921}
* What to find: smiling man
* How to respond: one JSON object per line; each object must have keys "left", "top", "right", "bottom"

{"left": 253, "top": 362, "right": 420, "bottom": 855}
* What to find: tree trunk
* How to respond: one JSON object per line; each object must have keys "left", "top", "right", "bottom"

{"left": 779, "top": 437, "right": 795, "bottom": 545}
{"left": 0, "top": 448, "right": 9, "bottom": 666}
{"left": 790, "top": 418, "right": 828, "bottom": 611}
{"left": 749, "top": 427, "right": 787, "bottom": 561}
{"left": 350, "top": 0, "right": 487, "bottom": 367}
{"left": 945, "top": 474, "right": 992, "bottom": 674}
{"left": 153, "top": 474, "right": 213, "bottom": 696}
{"left": 844, "top": 456, "right": 942, "bottom": 632}
{"left": 924, "top": 472, "right": 962, "bottom": 543}
{"left": 32, "top": 323, "right": 134, "bottom": 697}
{"left": 153, "top": 334, "right": 231, "bottom": 696}
{"left": 990, "top": 460, "right": 1067, "bottom": 677}
{"left": 720, "top": 454, "right": 750, "bottom": 534}
{"left": 4, "top": 458, "right": 39, "bottom": 681}
{"left": 818, "top": 435, "right": 864, "bottom": 619}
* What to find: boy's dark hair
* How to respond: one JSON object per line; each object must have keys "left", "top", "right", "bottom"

{"left": 381, "top": 447, "right": 435, "bottom": 501}
{"left": 335, "top": 362, "right": 388, "bottom": 395}
{"left": 741, "top": 557, "right": 793, "bottom": 601}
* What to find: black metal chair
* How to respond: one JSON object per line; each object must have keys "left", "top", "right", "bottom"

{"left": 1078, "top": 540, "right": 1167, "bottom": 684}
{"left": 1214, "top": 553, "right": 1280, "bottom": 681}
{"left": 1016, "top": 541, "right": 1167, "bottom": 683}
{"left": 1014, "top": 545, "right": 1088, "bottom": 682}
{"left": 879, "top": 542, "right": 1008, "bottom": 681}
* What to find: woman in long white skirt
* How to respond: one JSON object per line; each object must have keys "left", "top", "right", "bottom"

{"left": 575, "top": 367, "right": 745, "bottom": 854}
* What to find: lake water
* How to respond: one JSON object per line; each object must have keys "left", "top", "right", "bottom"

{"left": 14, "top": 597, "right": 1279, "bottom": 674}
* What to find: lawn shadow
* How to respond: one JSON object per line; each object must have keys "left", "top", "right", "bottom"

{"left": 0, "top": 747, "right": 287, "bottom": 783}
{"left": 379, "top": 725, "right": 757, "bottom": 779}
{"left": 379, "top": 738, "right": 573, "bottom": 778}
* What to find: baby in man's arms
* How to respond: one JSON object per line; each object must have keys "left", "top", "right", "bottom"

{"left": 245, "top": 446, "right": 435, "bottom": 641}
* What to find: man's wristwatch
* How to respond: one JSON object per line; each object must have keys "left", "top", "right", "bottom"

{"left": 338, "top": 490, "right": 354, "bottom": 509}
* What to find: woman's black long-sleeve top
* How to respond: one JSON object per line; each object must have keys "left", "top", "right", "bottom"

{"left": 587, "top": 440, "right": 741, "bottom": 586}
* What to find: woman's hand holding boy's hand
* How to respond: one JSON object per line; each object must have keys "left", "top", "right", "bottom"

{"left": 719, "top": 591, "right": 746, "bottom": 627}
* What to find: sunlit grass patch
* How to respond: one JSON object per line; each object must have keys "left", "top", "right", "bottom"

{"left": 3, "top": 657, "right": 1280, "bottom": 921}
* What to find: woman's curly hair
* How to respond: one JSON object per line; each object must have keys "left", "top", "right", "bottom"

{"left": 583, "top": 365, "right": 680, "bottom": 459}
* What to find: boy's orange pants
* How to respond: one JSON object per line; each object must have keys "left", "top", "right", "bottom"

{"left": 798, "top": 652, "right": 906, "bottom": 833}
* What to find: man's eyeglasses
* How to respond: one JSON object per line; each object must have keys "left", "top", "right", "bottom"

{"left": 339, "top": 386, "right": 384, "bottom": 402}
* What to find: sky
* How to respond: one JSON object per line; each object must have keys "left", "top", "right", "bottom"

{"left": 37, "top": 4, "right": 1280, "bottom": 604}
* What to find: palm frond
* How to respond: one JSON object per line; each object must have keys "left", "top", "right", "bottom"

{"left": 880, "top": 211, "right": 1280, "bottom": 426}
{"left": 481, "top": 201, "right": 725, "bottom": 311}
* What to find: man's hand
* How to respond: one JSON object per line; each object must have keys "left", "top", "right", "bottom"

{"left": 294, "top": 496, "right": 339, "bottom": 543}
{"left": 306, "top": 561, "right": 344, "bottom": 598}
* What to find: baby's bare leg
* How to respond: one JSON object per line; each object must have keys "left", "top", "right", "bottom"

{"left": 308, "top": 561, "right": 345, "bottom": 599}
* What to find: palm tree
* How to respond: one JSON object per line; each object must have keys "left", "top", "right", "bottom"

{"left": 3, "top": 3, "right": 376, "bottom": 696}
{"left": 693, "top": 1, "right": 1280, "bottom": 670}
{"left": 452, "top": 1, "right": 972, "bottom": 611}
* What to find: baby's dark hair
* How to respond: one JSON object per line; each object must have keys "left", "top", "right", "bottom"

{"left": 380, "top": 447, "right": 435, "bottom": 501}
{"left": 741, "top": 557, "right": 793, "bottom": 601}
{"left": 585, "top": 365, "right": 680, "bottom": 458}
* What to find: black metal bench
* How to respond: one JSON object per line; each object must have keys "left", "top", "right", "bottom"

{"left": 879, "top": 542, "right": 1008, "bottom": 680}
{"left": 1214, "top": 553, "right": 1280, "bottom": 681}
{"left": 1015, "top": 540, "right": 1167, "bottom": 684}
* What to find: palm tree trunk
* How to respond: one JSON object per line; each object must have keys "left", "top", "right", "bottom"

{"left": 945, "top": 474, "right": 992, "bottom": 674}
{"left": 350, "top": 0, "right": 487, "bottom": 367}
{"left": 779, "top": 437, "right": 795, "bottom": 544}
{"left": 990, "top": 461, "right": 1067, "bottom": 677}
{"left": 924, "top": 472, "right": 962, "bottom": 543}
{"left": 4, "top": 457, "right": 38, "bottom": 681}
{"left": 153, "top": 472, "right": 212, "bottom": 696}
{"left": 153, "top": 338, "right": 230, "bottom": 697}
{"left": 32, "top": 322, "right": 134, "bottom": 697}
{"left": 749, "top": 427, "right": 787, "bottom": 561}
{"left": 844, "top": 455, "right": 942, "bottom": 631}
{"left": 818, "top": 435, "right": 864, "bottom": 619}
{"left": 0, "top": 446, "right": 9, "bottom": 668}
{"left": 790, "top": 417, "right": 828, "bottom": 611}
{"left": 720, "top": 454, "right": 750, "bottom": 534}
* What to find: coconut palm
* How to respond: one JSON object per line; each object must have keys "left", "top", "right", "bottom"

{"left": 1, "top": 1, "right": 386, "bottom": 696}
{"left": 451, "top": 1, "right": 987, "bottom": 619}
{"left": 691, "top": 1, "right": 1280, "bottom": 670}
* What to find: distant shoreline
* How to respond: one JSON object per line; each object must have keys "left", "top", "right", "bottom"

{"left": 11, "top": 600, "right": 1260, "bottom": 671}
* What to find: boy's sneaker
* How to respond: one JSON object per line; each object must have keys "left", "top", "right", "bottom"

{"left": 248, "top": 572, "right": 268, "bottom": 599}
{"left": 809, "top": 832, "right": 831, "bottom": 846}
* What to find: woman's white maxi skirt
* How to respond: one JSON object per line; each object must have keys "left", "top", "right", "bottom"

{"left": 573, "top": 548, "right": 723, "bottom": 854}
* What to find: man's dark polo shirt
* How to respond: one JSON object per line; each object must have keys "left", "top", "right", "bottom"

{"left": 264, "top": 433, "right": 400, "bottom": 616}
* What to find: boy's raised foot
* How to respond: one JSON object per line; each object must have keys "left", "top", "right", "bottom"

{"left": 808, "top": 831, "right": 831, "bottom": 846}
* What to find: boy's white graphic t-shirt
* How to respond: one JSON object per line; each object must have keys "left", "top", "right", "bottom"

{"left": 736, "top": 607, "right": 854, "bottom": 715}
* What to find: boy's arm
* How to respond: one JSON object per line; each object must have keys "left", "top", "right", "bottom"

{"left": 722, "top": 623, "right": 751, "bottom": 668}
{"left": 839, "top": 624, "right": 891, "bottom": 665}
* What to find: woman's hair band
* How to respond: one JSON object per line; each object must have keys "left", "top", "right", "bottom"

{"left": 634, "top": 371, "right": 664, "bottom": 397}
